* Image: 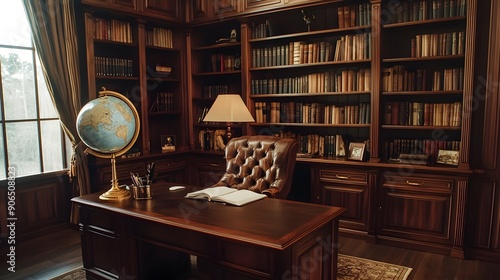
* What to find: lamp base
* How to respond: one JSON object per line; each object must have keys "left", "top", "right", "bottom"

{"left": 226, "top": 122, "right": 233, "bottom": 143}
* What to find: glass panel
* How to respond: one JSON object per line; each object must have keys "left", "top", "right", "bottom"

{"left": 0, "top": 128, "right": 5, "bottom": 179}
{"left": 41, "top": 120, "right": 63, "bottom": 172}
{"left": 0, "top": 1, "right": 32, "bottom": 47}
{"left": 6, "top": 121, "right": 40, "bottom": 176}
{"left": 37, "top": 55, "right": 58, "bottom": 118}
{"left": 0, "top": 48, "right": 37, "bottom": 120}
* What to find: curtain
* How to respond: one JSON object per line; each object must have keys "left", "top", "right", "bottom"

{"left": 22, "top": 0, "right": 90, "bottom": 222}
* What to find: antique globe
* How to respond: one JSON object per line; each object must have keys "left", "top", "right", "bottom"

{"left": 76, "top": 89, "right": 140, "bottom": 200}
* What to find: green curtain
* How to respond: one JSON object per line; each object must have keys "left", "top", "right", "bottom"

{"left": 22, "top": 0, "right": 90, "bottom": 220}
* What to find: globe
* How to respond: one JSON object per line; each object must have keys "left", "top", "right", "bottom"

{"left": 77, "top": 94, "right": 137, "bottom": 155}
{"left": 76, "top": 90, "right": 140, "bottom": 200}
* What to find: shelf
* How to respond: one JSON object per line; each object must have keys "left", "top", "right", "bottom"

{"left": 148, "top": 111, "right": 181, "bottom": 116}
{"left": 192, "top": 42, "right": 241, "bottom": 51}
{"left": 382, "top": 90, "right": 462, "bottom": 95}
{"left": 249, "top": 25, "right": 372, "bottom": 43}
{"left": 251, "top": 92, "right": 371, "bottom": 98}
{"left": 383, "top": 55, "right": 465, "bottom": 63}
{"left": 94, "top": 39, "right": 137, "bottom": 47}
{"left": 250, "top": 60, "right": 371, "bottom": 71}
{"left": 96, "top": 76, "right": 139, "bottom": 80}
{"left": 381, "top": 125, "right": 461, "bottom": 130}
{"left": 192, "top": 70, "right": 242, "bottom": 76}
{"left": 251, "top": 123, "right": 371, "bottom": 128}
{"left": 383, "top": 16, "right": 466, "bottom": 29}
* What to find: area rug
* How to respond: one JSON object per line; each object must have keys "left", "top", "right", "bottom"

{"left": 338, "top": 254, "right": 412, "bottom": 280}
{"left": 50, "top": 255, "right": 412, "bottom": 280}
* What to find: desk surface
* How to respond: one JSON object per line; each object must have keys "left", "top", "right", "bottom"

{"left": 72, "top": 182, "right": 344, "bottom": 250}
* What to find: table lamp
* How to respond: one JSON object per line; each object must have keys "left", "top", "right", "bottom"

{"left": 203, "top": 94, "right": 255, "bottom": 141}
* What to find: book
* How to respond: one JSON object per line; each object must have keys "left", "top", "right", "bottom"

{"left": 184, "top": 186, "right": 267, "bottom": 206}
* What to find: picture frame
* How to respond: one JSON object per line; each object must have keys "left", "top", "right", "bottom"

{"left": 161, "top": 135, "right": 176, "bottom": 153}
{"left": 436, "top": 149, "right": 459, "bottom": 166}
{"left": 348, "top": 142, "right": 366, "bottom": 161}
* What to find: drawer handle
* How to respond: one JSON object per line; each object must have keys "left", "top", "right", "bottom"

{"left": 210, "top": 163, "right": 221, "bottom": 167}
{"left": 406, "top": 180, "right": 424, "bottom": 186}
{"left": 336, "top": 174, "right": 350, "bottom": 180}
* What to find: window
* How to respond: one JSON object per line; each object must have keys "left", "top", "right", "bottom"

{"left": 0, "top": 1, "right": 68, "bottom": 179}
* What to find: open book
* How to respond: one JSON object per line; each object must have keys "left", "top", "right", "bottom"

{"left": 184, "top": 186, "right": 266, "bottom": 206}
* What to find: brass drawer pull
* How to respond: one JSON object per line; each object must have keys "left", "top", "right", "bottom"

{"left": 336, "top": 174, "right": 350, "bottom": 180}
{"left": 210, "top": 163, "right": 221, "bottom": 167}
{"left": 406, "top": 180, "right": 424, "bottom": 186}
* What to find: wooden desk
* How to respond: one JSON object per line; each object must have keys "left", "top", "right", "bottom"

{"left": 72, "top": 182, "right": 344, "bottom": 279}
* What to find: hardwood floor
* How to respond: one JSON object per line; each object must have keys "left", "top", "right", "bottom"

{"left": 1, "top": 224, "right": 499, "bottom": 279}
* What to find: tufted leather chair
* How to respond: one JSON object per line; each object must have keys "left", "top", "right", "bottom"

{"left": 211, "top": 135, "right": 299, "bottom": 199}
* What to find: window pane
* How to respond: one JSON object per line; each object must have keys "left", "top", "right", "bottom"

{"left": 0, "top": 1, "right": 32, "bottom": 47}
{"left": 37, "top": 55, "right": 58, "bottom": 118}
{"left": 6, "top": 121, "right": 40, "bottom": 176}
{"left": 0, "top": 128, "right": 5, "bottom": 179}
{"left": 41, "top": 120, "right": 63, "bottom": 172}
{"left": 1, "top": 48, "right": 37, "bottom": 120}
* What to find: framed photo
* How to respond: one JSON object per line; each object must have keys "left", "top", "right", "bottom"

{"left": 436, "top": 149, "right": 459, "bottom": 166}
{"left": 348, "top": 142, "right": 366, "bottom": 161}
{"left": 161, "top": 135, "right": 176, "bottom": 153}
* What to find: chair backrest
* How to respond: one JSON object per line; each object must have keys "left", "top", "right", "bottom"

{"left": 212, "top": 135, "right": 299, "bottom": 199}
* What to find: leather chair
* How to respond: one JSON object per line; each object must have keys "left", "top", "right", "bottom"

{"left": 211, "top": 135, "right": 299, "bottom": 199}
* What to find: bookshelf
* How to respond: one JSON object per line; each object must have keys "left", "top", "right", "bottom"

{"left": 83, "top": 13, "right": 185, "bottom": 156}
{"left": 380, "top": 0, "right": 472, "bottom": 168}
{"left": 246, "top": 2, "right": 374, "bottom": 158}
{"left": 187, "top": 20, "right": 244, "bottom": 150}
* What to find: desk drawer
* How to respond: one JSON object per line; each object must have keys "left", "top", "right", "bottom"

{"left": 319, "top": 169, "right": 369, "bottom": 186}
{"left": 382, "top": 175, "right": 453, "bottom": 194}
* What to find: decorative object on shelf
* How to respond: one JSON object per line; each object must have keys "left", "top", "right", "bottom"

{"left": 348, "top": 142, "right": 366, "bottom": 161}
{"left": 76, "top": 89, "right": 140, "bottom": 200}
{"left": 202, "top": 94, "right": 255, "bottom": 142}
{"left": 301, "top": 9, "right": 315, "bottom": 32}
{"left": 216, "top": 28, "right": 238, "bottom": 43}
{"left": 199, "top": 129, "right": 215, "bottom": 150}
{"left": 436, "top": 149, "right": 459, "bottom": 166}
{"left": 161, "top": 134, "right": 176, "bottom": 153}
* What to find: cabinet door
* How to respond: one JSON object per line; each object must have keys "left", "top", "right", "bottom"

{"left": 94, "top": 161, "right": 146, "bottom": 192}
{"left": 82, "top": 0, "right": 137, "bottom": 11}
{"left": 243, "top": 0, "right": 282, "bottom": 11}
{"left": 189, "top": 0, "right": 239, "bottom": 23}
{"left": 142, "top": 0, "right": 183, "bottom": 22}
{"left": 315, "top": 168, "right": 375, "bottom": 234}
{"left": 153, "top": 156, "right": 188, "bottom": 184}
{"left": 193, "top": 154, "right": 226, "bottom": 188}
{"left": 379, "top": 175, "right": 454, "bottom": 245}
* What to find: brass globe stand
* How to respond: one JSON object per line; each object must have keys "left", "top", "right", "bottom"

{"left": 80, "top": 90, "right": 140, "bottom": 201}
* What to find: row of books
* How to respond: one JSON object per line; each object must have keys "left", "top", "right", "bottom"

{"left": 93, "top": 17, "right": 132, "bottom": 43}
{"left": 94, "top": 56, "right": 133, "bottom": 77}
{"left": 149, "top": 92, "right": 174, "bottom": 112}
{"left": 337, "top": 3, "right": 372, "bottom": 28}
{"left": 384, "top": 138, "right": 460, "bottom": 162}
{"left": 410, "top": 31, "right": 465, "bottom": 58}
{"left": 251, "top": 68, "right": 371, "bottom": 94}
{"left": 382, "top": 66, "right": 463, "bottom": 92}
{"left": 298, "top": 134, "right": 348, "bottom": 157}
{"left": 387, "top": 0, "right": 467, "bottom": 24}
{"left": 145, "top": 27, "right": 173, "bottom": 48}
{"left": 252, "top": 20, "right": 274, "bottom": 39}
{"left": 333, "top": 33, "right": 371, "bottom": 62}
{"left": 202, "top": 84, "right": 229, "bottom": 98}
{"left": 251, "top": 34, "right": 370, "bottom": 67}
{"left": 383, "top": 101, "right": 462, "bottom": 126}
{"left": 209, "top": 54, "right": 240, "bottom": 72}
{"left": 254, "top": 102, "right": 370, "bottom": 125}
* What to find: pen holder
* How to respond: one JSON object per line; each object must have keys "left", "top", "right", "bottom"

{"left": 132, "top": 184, "right": 152, "bottom": 200}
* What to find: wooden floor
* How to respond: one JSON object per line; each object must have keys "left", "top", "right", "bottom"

{"left": 1, "top": 224, "right": 499, "bottom": 279}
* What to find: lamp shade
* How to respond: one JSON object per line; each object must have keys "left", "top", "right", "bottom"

{"left": 203, "top": 94, "right": 255, "bottom": 122}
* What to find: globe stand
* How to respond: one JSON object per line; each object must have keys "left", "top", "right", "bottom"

{"left": 77, "top": 89, "right": 141, "bottom": 201}
{"left": 99, "top": 154, "right": 131, "bottom": 200}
